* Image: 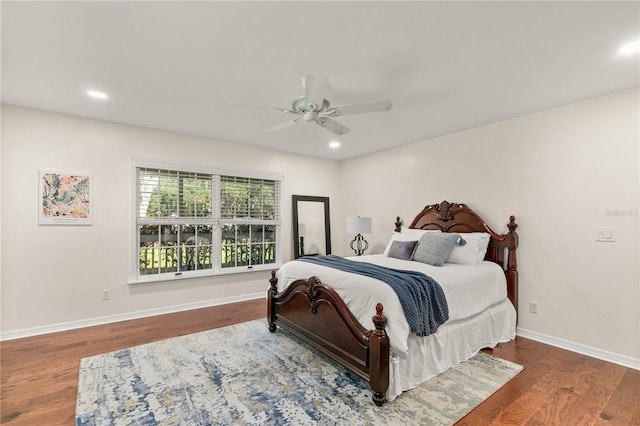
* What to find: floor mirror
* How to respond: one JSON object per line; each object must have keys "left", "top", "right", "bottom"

{"left": 292, "top": 195, "right": 331, "bottom": 259}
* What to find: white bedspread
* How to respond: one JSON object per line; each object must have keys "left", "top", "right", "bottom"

{"left": 275, "top": 254, "right": 508, "bottom": 357}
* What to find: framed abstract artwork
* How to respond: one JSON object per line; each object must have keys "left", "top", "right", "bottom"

{"left": 39, "top": 170, "right": 93, "bottom": 225}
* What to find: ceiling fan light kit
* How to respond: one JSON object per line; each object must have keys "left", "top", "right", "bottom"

{"left": 231, "top": 73, "right": 392, "bottom": 136}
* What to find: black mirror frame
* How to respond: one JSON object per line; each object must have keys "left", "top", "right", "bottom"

{"left": 292, "top": 195, "right": 331, "bottom": 259}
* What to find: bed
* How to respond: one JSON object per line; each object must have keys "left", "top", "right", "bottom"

{"left": 267, "top": 201, "right": 519, "bottom": 406}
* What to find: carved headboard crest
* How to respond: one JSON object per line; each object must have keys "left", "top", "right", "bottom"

{"left": 423, "top": 201, "right": 470, "bottom": 222}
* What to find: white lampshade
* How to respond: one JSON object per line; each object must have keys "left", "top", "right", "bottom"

{"left": 346, "top": 216, "right": 372, "bottom": 234}
{"left": 298, "top": 222, "right": 306, "bottom": 236}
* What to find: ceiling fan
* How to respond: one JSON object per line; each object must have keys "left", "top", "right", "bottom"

{"left": 230, "top": 73, "right": 392, "bottom": 136}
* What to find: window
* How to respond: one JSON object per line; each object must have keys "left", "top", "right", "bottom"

{"left": 134, "top": 160, "right": 281, "bottom": 282}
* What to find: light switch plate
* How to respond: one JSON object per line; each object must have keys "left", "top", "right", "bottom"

{"left": 595, "top": 227, "right": 616, "bottom": 242}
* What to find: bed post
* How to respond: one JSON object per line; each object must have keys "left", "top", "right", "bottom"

{"left": 506, "top": 216, "right": 519, "bottom": 315}
{"left": 268, "top": 270, "right": 278, "bottom": 332}
{"left": 369, "top": 303, "right": 389, "bottom": 406}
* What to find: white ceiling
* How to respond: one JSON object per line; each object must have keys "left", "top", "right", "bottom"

{"left": 2, "top": 1, "right": 638, "bottom": 160}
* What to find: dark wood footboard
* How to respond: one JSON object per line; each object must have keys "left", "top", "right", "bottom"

{"left": 268, "top": 270, "right": 390, "bottom": 406}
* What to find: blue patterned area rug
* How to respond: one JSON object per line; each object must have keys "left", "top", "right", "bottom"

{"left": 76, "top": 320, "right": 522, "bottom": 425}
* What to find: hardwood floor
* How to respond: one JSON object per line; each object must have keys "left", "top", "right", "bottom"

{"left": 1, "top": 299, "right": 266, "bottom": 425}
{"left": 2, "top": 298, "right": 638, "bottom": 425}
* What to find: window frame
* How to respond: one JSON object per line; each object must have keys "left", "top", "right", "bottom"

{"left": 130, "top": 158, "right": 283, "bottom": 284}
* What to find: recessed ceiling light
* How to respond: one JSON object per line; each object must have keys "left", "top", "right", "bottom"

{"left": 87, "top": 90, "right": 108, "bottom": 99}
{"left": 618, "top": 40, "right": 640, "bottom": 55}
{"left": 329, "top": 141, "right": 341, "bottom": 149}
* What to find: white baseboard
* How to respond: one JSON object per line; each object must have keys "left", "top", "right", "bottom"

{"left": 517, "top": 327, "right": 640, "bottom": 371}
{"left": 0, "top": 293, "right": 266, "bottom": 341}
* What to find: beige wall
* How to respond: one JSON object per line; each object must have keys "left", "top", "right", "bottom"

{"left": 2, "top": 88, "right": 638, "bottom": 364}
{"left": 340, "top": 88, "right": 639, "bottom": 360}
{"left": 0, "top": 105, "right": 343, "bottom": 333}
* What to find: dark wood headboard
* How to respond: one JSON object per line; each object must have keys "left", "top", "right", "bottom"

{"left": 395, "top": 201, "right": 519, "bottom": 314}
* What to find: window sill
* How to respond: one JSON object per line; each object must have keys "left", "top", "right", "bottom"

{"left": 128, "top": 264, "right": 279, "bottom": 285}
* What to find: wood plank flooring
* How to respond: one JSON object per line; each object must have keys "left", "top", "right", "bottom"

{"left": 2, "top": 298, "right": 638, "bottom": 425}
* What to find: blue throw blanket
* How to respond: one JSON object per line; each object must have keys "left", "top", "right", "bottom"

{"left": 297, "top": 255, "right": 449, "bottom": 337}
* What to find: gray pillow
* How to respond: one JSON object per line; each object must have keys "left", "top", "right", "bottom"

{"left": 387, "top": 240, "right": 418, "bottom": 260}
{"left": 412, "top": 233, "right": 460, "bottom": 266}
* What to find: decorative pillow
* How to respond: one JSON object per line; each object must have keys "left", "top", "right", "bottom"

{"left": 387, "top": 240, "right": 418, "bottom": 260}
{"left": 412, "top": 233, "right": 460, "bottom": 267}
{"left": 447, "top": 232, "right": 491, "bottom": 265}
{"left": 383, "top": 227, "right": 440, "bottom": 255}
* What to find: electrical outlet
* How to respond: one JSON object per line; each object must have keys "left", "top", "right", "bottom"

{"left": 529, "top": 301, "right": 538, "bottom": 314}
{"left": 102, "top": 289, "right": 110, "bottom": 301}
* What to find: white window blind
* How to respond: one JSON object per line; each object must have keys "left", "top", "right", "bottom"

{"left": 137, "top": 168, "right": 212, "bottom": 220}
{"left": 219, "top": 176, "right": 280, "bottom": 222}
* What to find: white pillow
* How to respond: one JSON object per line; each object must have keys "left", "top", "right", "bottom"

{"left": 383, "top": 227, "right": 440, "bottom": 255}
{"left": 446, "top": 232, "right": 491, "bottom": 265}
{"left": 447, "top": 232, "right": 491, "bottom": 265}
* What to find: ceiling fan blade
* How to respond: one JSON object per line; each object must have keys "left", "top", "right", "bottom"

{"left": 229, "top": 102, "right": 292, "bottom": 114}
{"left": 317, "top": 117, "right": 350, "bottom": 136}
{"left": 304, "top": 73, "right": 327, "bottom": 109}
{"left": 329, "top": 100, "right": 392, "bottom": 117}
{"left": 265, "top": 118, "right": 302, "bottom": 132}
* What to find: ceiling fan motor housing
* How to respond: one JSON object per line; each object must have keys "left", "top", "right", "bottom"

{"left": 292, "top": 96, "right": 330, "bottom": 115}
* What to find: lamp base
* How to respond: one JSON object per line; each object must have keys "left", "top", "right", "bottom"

{"left": 350, "top": 233, "right": 369, "bottom": 256}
